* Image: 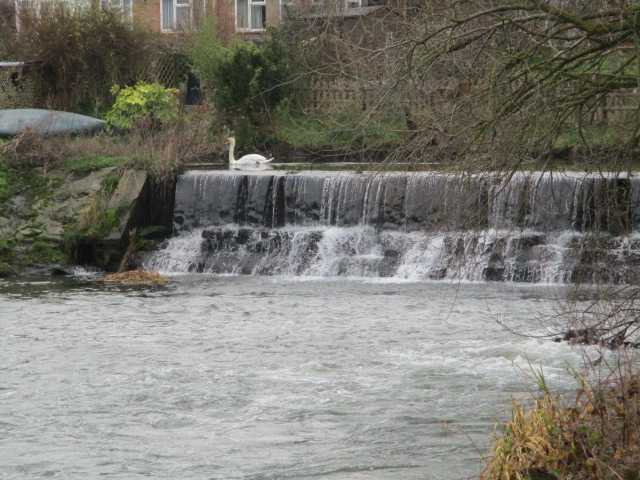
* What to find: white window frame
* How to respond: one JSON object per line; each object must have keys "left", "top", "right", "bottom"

{"left": 161, "top": 0, "right": 203, "bottom": 33}
{"left": 14, "top": 0, "right": 132, "bottom": 29}
{"left": 235, "top": 0, "right": 266, "bottom": 32}
{"left": 346, "top": 0, "right": 386, "bottom": 7}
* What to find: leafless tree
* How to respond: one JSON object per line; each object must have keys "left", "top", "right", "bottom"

{"left": 287, "top": 0, "right": 639, "bottom": 168}
{"left": 285, "top": 1, "right": 640, "bottom": 347}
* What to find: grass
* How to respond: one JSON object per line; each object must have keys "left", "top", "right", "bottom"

{"left": 26, "top": 238, "right": 68, "bottom": 264}
{"left": 553, "top": 125, "right": 628, "bottom": 154}
{"left": 60, "top": 154, "right": 129, "bottom": 175}
{"left": 275, "top": 108, "right": 638, "bottom": 173}
{"left": 0, "top": 234, "right": 69, "bottom": 272}
{"left": 0, "top": 166, "right": 60, "bottom": 216}
{"left": 531, "top": 124, "right": 640, "bottom": 172}
{"left": 0, "top": 109, "right": 217, "bottom": 177}
{"left": 276, "top": 109, "right": 406, "bottom": 151}
{"left": 102, "top": 172, "right": 120, "bottom": 196}
{"left": 1, "top": 162, "right": 68, "bottom": 216}
{"left": 74, "top": 189, "right": 123, "bottom": 240}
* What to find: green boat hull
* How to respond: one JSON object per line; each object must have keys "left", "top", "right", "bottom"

{"left": 0, "top": 109, "right": 106, "bottom": 136}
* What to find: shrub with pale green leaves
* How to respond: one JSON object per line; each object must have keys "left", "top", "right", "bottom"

{"left": 105, "top": 82, "right": 182, "bottom": 130}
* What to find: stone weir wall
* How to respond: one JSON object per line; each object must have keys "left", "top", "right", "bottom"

{"left": 174, "top": 171, "right": 640, "bottom": 235}
{"left": 149, "top": 170, "right": 640, "bottom": 283}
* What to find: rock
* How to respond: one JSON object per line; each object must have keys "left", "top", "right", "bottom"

{"left": 483, "top": 265, "right": 505, "bottom": 281}
{"left": 65, "top": 168, "right": 116, "bottom": 198}
{"left": 30, "top": 168, "right": 119, "bottom": 242}
{"left": 138, "top": 225, "right": 170, "bottom": 240}
{"left": 105, "top": 169, "right": 148, "bottom": 241}
{"left": 42, "top": 221, "right": 64, "bottom": 239}
{"left": 50, "top": 264, "right": 75, "bottom": 275}
{"left": 107, "top": 170, "right": 147, "bottom": 210}
{"left": 19, "top": 265, "right": 63, "bottom": 276}
{"left": 1, "top": 165, "right": 173, "bottom": 275}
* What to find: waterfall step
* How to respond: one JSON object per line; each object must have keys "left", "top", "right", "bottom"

{"left": 145, "top": 171, "right": 640, "bottom": 283}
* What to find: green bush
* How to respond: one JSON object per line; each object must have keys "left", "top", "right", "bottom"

{"left": 0, "top": 0, "right": 17, "bottom": 57}
{"left": 15, "top": 3, "right": 156, "bottom": 114}
{"left": 190, "top": 22, "right": 297, "bottom": 148}
{"left": 105, "top": 82, "right": 182, "bottom": 130}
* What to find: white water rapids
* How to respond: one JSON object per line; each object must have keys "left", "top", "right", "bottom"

{"left": 148, "top": 170, "right": 640, "bottom": 283}
{"left": 0, "top": 275, "right": 592, "bottom": 479}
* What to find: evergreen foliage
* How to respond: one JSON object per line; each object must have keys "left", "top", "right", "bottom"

{"left": 190, "top": 21, "right": 296, "bottom": 148}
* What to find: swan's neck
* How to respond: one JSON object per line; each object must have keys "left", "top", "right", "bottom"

{"left": 228, "top": 140, "right": 236, "bottom": 163}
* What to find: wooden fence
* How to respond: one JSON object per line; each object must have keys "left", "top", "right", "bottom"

{"left": 294, "top": 77, "right": 639, "bottom": 125}
{"left": 294, "top": 77, "right": 405, "bottom": 112}
{"left": 141, "top": 50, "right": 191, "bottom": 90}
{"left": 599, "top": 89, "right": 639, "bottom": 123}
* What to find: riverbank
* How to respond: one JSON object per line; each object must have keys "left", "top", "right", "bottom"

{"left": 0, "top": 158, "right": 175, "bottom": 277}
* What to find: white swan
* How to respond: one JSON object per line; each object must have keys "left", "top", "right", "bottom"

{"left": 225, "top": 137, "right": 274, "bottom": 165}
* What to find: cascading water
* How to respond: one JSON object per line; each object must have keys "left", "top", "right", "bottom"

{"left": 145, "top": 170, "right": 640, "bottom": 283}
{"left": 1, "top": 173, "right": 611, "bottom": 478}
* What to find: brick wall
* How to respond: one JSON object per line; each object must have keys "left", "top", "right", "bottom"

{"left": 266, "top": 0, "right": 280, "bottom": 28}
{"left": 214, "top": 0, "right": 236, "bottom": 40}
{"left": 134, "top": 0, "right": 161, "bottom": 32}
{"left": 130, "top": 0, "right": 281, "bottom": 36}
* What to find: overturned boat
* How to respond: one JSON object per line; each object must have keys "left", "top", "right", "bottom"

{"left": 0, "top": 109, "right": 106, "bottom": 136}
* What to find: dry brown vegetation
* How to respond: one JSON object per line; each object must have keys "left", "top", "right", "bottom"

{"left": 0, "top": 110, "right": 220, "bottom": 176}
{"left": 481, "top": 369, "right": 640, "bottom": 480}
{"left": 14, "top": 2, "right": 156, "bottom": 113}
{"left": 102, "top": 269, "right": 167, "bottom": 284}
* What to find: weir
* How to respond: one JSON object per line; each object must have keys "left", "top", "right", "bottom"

{"left": 145, "top": 170, "right": 640, "bottom": 283}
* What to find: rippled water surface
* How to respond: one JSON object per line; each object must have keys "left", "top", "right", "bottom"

{"left": 1, "top": 276, "right": 584, "bottom": 479}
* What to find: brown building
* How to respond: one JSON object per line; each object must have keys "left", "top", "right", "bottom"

{"left": 13, "top": 0, "right": 388, "bottom": 35}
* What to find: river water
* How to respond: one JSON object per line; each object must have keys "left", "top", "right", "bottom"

{"left": 1, "top": 274, "right": 587, "bottom": 480}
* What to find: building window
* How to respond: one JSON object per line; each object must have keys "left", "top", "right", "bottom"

{"left": 162, "top": 0, "right": 204, "bottom": 32}
{"left": 345, "top": 0, "right": 387, "bottom": 7}
{"left": 236, "top": 0, "right": 265, "bottom": 31}
{"left": 14, "top": 0, "right": 133, "bottom": 30}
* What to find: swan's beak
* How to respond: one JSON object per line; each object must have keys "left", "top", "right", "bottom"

{"left": 224, "top": 140, "right": 230, "bottom": 145}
